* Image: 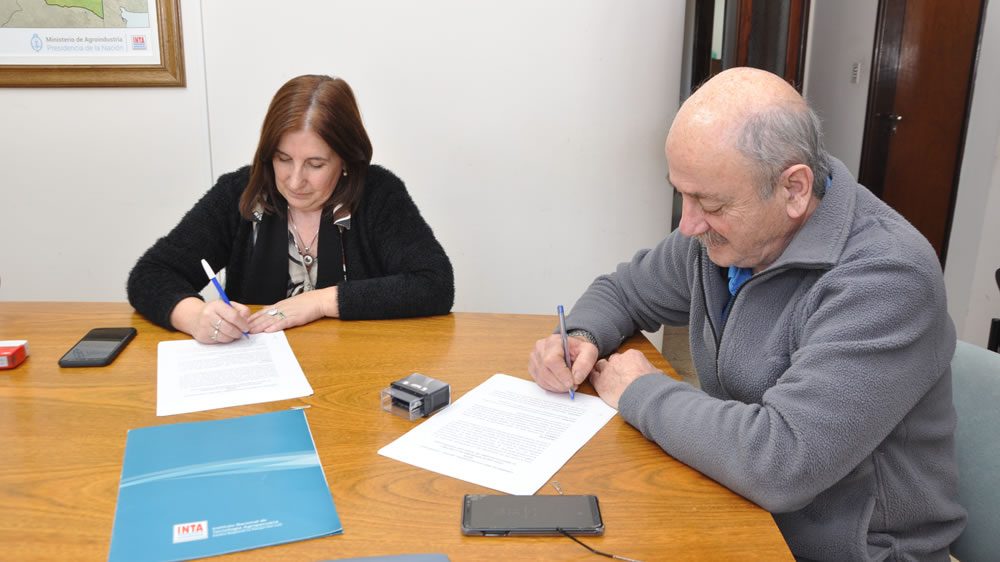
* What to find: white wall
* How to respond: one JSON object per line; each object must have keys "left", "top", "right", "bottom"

{"left": 7, "top": 0, "right": 993, "bottom": 346}
{"left": 945, "top": 1, "right": 1000, "bottom": 347}
{"left": 711, "top": 0, "right": 725, "bottom": 59}
{"left": 0, "top": 1, "right": 685, "bottom": 321}
{"left": 0, "top": 0, "right": 212, "bottom": 301}
{"left": 802, "top": 0, "right": 878, "bottom": 176}
{"left": 200, "top": 0, "right": 684, "bottom": 314}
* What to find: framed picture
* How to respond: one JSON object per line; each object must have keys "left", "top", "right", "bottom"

{"left": 0, "top": 0, "right": 184, "bottom": 87}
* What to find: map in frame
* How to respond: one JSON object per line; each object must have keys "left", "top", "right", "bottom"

{"left": 0, "top": 0, "right": 161, "bottom": 65}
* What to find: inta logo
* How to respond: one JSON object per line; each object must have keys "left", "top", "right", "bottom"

{"left": 173, "top": 520, "right": 208, "bottom": 543}
{"left": 131, "top": 35, "right": 147, "bottom": 50}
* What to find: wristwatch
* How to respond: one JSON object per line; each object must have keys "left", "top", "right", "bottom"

{"left": 566, "top": 329, "right": 598, "bottom": 347}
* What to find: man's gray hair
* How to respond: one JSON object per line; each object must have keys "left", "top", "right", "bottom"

{"left": 735, "top": 102, "right": 832, "bottom": 200}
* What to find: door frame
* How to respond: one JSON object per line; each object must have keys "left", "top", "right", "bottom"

{"left": 858, "top": 0, "right": 989, "bottom": 265}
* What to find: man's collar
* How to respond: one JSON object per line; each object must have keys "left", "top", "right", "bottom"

{"left": 763, "top": 156, "right": 855, "bottom": 272}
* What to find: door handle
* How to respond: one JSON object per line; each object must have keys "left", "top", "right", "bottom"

{"left": 876, "top": 113, "right": 904, "bottom": 134}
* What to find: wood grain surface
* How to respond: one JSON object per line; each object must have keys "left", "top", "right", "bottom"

{"left": 0, "top": 303, "right": 791, "bottom": 561}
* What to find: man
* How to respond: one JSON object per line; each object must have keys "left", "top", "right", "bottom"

{"left": 529, "top": 68, "right": 966, "bottom": 560}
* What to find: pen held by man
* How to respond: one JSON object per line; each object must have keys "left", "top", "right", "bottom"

{"left": 557, "top": 305, "right": 575, "bottom": 400}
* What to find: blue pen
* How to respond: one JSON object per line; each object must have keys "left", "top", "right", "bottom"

{"left": 557, "top": 305, "right": 574, "bottom": 400}
{"left": 201, "top": 259, "right": 248, "bottom": 338}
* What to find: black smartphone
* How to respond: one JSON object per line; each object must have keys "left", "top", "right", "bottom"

{"left": 461, "top": 494, "right": 604, "bottom": 536}
{"left": 58, "top": 327, "right": 137, "bottom": 368}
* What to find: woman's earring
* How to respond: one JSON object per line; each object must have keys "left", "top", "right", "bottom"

{"left": 342, "top": 168, "right": 348, "bottom": 177}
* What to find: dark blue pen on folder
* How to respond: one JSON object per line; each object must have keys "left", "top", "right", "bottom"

{"left": 201, "top": 259, "right": 248, "bottom": 338}
{"left": 557, "top": 305, "right": 574, "bottom": 400}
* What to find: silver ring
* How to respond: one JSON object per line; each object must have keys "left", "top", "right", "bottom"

{"left": 211, "top": 328, "right": 219, "bottom": 341}
{"left": 268, "top": 308, "right": 279, "bottom": 316}
{"left": 214, "top": 318, "right": 222, "bottom": 329}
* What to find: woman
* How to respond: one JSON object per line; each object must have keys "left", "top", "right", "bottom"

{"left": 127, "top": 75, "right": 454, "bottom": 343}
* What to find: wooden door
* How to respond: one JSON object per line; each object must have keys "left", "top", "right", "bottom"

{"left": 689, "top": 0, "right": 810, "bottom": 93}
{"left": 859, "top": 0, "right": 986, "bottom": 264}
{"left": 732, "top": 0, "right": 810, "bottom": 89}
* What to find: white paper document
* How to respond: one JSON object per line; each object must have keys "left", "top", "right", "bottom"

{"left": 378, "top": 373, "right": 617, "bottom": 495}
{"left": 156, "top": 331, "right": 313, "bottom": 416}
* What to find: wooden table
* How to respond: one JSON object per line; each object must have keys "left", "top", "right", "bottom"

{"left": 0, "top": 303, "right": 791, "bottom": 561}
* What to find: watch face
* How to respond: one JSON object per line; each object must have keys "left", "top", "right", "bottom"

{"left": 568, "top": 330, "right": 596, "bottom": 345}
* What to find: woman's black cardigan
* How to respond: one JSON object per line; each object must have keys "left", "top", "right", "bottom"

{"left": 127, "top": 165, "right": 454, "bottom": 330}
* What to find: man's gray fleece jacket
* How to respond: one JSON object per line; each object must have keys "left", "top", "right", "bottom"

{"left": 567, "top": 157, "right": 966, "bottom": 561}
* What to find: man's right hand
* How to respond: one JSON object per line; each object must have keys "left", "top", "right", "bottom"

{"left": 528, "top": 334, "right": 599, "bottom": 394}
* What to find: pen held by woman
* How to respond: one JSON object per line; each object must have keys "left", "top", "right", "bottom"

{"left": 201, "top": 259, "right": 249, "bottom": 340}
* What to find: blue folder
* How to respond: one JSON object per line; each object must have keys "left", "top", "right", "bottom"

{"left": 108, "top": 409, "right": 342, "bottom": 561}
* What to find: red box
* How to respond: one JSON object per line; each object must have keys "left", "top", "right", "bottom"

{"left": 0, "top": 340, "right": 29, "bottom": 369}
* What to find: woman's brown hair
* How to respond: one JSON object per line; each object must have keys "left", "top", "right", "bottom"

{"left": 240, "top": 75, "right": 373, "bottom": 220}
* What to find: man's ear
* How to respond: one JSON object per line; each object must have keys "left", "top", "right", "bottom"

{"left": 781, "top": 164, "right": 815, "bottom": 219}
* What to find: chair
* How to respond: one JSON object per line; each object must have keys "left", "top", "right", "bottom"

{"left": 949, "top": 340, "right": 1000, "bottom": 560}
{"left": 989, "top": 268, "right": 999, "bottom": 353}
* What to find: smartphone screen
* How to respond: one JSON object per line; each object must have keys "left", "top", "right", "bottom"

{"left": 58, "top": 327, "right": 137, "bottom": 368}
{"left": 461, "top": 494, "right": 603, "bottom": 536}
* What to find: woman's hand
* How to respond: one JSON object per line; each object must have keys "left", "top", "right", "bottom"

{"left": 249, "top": 286, "right": 339, "bottom": 333}
{"left": 170, "top": 296, "right": 251, "bottom": 344}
